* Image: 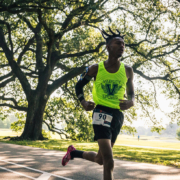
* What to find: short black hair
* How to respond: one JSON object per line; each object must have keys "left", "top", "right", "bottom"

{"left": 101, "top": 27, "right": 125, "bottom": 44}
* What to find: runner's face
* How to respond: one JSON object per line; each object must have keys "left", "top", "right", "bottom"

{"left": 107, "top": 37, "right": 125, "bottom": 57}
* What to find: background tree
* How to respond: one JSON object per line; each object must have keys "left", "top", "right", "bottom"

{"left": 0, "top": 0, "right": 125, "bottom": 140}
{"left": 0, "top": 0, "right": 180, "bottom": 141}
{"left": 176, "top": 128, "right": 180, "bottom": 140}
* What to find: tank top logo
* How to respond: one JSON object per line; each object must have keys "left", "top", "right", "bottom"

{"left": 101, "top": 80, "right": 122, "bottom": 99}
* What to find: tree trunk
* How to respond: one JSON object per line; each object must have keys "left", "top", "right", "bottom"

{"left": 20, "top": 95, "right": 48, "bottom": 140}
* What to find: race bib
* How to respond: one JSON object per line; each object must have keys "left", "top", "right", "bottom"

{"left": 92, "top": 109, "right": 113, "bottom": 128}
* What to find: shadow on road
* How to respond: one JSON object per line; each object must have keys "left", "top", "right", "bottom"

{"left": 0, "top": 143, "right": 180, "bottom": 180}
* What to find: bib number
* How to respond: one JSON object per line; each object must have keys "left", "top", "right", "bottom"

{"left": 92, "top": 109, "right": 113, "bottom": 128}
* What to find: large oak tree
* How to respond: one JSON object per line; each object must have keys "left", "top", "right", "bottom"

{"left": 0, "top": 0, "right": 180, "bottom": 140}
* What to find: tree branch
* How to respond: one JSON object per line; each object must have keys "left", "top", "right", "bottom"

{"left": 47, "top": 66, "right": 86, "bottom": 95}
{"left": 58, "top": 3, "right": 91, "bottom": 36}
{"left": 0, "top": 103, "right": 27, "bottom": 111}
{"left": 134, "top": 69, "right": 170, "bottom": 81}
{"left": 147, "top": 43, "right": 180, "bottom": 59}
{"left": 168, "top": 79, "right": 180, "bottom": 98}
{"left": 0, "top": 64, "right": 9, "bottom": 68}
{"left": 0, "top": 76, "right": 15, "bottom": 88}
{"left": 55, "top": 42, "right": 105, "bottom": 60}
{"left": 55, "top": 62, "right": 71, "bottom": 71}
{"left": 35, "top": 32, "right": 44, "bottom": 72}
{"left": 170, "top": 68, "right": 180, "bottom": 73}
{"left": 0, "top": 27, "right": 32, "bottom": 99}
{"left": 0, "top": 72, "right": 13, "bottom": 81}
{"left": 145, "top": 12, "right": 166, "bottom": 39}
{"left": 37, "top": 9, "right": 54, "bottom": 67}
{"left": 0, "top": 3, "right": 39, "bottom": 14}
{"left": 0, "top": 20, "right": 13, "bottom": 52}
{"left": 43, "top": 120, "right": 69, "bottom": 139}
{"left": 0, "top": 96, "right": 18, "bottom": 106}
{"left": 55, "top": 2, "right": 105, "bottom": 40}
{"left": 138, "top": 99, "right": 156, "bottom": 125}
{"left": 17, "top": 36, "right": 35, "bottom": 65}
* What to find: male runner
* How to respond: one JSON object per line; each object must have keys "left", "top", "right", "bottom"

{"left": 62, "top": 27, "right": 135, "bottom": 180}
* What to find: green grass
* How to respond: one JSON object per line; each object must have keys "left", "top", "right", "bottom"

{"left": 1, "top": 129, "right": 179, "bottom": 149}
{"left": 0, "top": 137, "right": 180, "bottom": 168}
{"left": 116, "top": 135, "right": 180, "bottom": 149}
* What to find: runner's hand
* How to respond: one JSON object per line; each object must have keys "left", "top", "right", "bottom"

{"left": 119, "top": 99, "right": 134, "bottom": 110}
{"left": 81, "top": 100, "right": 95, "bottom": 111}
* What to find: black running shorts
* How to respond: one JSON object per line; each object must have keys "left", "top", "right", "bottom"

{"left": 92, "top": 105, "right": 124, "bottom": 143}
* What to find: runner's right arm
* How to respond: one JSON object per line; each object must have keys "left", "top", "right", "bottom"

{"left": 75, "top": 64, "right": 98, "bottom": 111}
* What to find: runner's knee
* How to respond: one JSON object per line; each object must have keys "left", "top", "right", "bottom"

{"left": 103, "top": 156, "right": 114, "bottom": 170}
{"left": 95, "top": 156, "right": 103, "bottom": 165}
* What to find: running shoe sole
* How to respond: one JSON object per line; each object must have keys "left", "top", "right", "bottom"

{"left": 62, "top": 145, "right": 76, "bottom": 166}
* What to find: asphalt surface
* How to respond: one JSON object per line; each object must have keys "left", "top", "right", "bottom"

{"left": 0, "top": 142, "right": 180, "bottom": 180}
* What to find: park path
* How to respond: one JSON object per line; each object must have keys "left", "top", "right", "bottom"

{"left": 0, "top": 142, "right": 180, "bottom": 180}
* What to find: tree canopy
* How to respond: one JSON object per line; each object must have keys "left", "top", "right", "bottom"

{"left": 0, "top": 0, "right": 180, "bottom": 140}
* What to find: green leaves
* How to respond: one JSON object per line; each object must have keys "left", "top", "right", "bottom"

{"left": 176, "top": 128, "right": 180, "bottom": 140}
{"left": 10, "top": 119, "right": 25, "bottom": 132}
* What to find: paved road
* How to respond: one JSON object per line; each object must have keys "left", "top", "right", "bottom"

{"left": 0, "top": 142, "right": 180, "bottom": 180}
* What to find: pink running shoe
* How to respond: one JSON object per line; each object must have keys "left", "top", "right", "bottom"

{"left": 62, "top": 145, "right": 76, "bottom": 166}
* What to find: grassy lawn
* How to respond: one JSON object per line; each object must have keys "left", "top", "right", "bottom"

{"left": 1, "top": 129, "right": 179, "bottom": 149}
{"left": 0, "top": 136, "right": 180, "bottom": 168}
{"left": 116, "top": 135, "right": 180, "bottom": 149}
{"left": 0, "top": 129, "right": 21, "bottom": 136}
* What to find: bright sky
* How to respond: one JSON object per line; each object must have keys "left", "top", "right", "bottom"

{"left": 132, "top": 91, "right": 174, "bottom": 128}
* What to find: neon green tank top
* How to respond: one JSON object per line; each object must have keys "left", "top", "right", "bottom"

{"left": 92, "top": 61, "right": 127, "bottom": 110}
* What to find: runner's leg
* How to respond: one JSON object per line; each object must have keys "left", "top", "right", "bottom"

{"left": 98, "top": 139, "right": 114, "bottom": 180}
{"left": 76, "top": 141, "right": 115, "bottom": 166}
{"left": 83, "top": 149, "right": 103, "bottom": 165}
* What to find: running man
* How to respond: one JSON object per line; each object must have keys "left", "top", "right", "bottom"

{"left": 62, "top": 27, "right": 135, "bottom": 180}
